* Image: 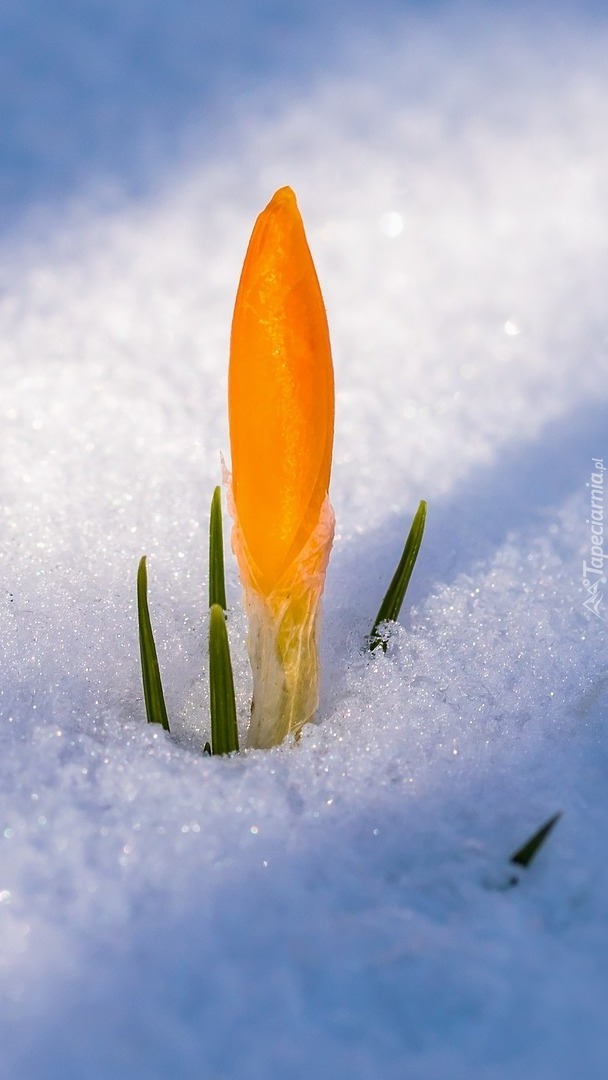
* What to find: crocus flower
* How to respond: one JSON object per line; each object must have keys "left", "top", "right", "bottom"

{"left": 228, "top": 186, "right": 335, "bottom": 749}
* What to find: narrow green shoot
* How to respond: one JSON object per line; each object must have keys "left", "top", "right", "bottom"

{"left": 209, "top": 603, "right": 239, "bottom": 755}
{"left": 209, "top": 485, "right": 227, "bottom": 611}
{"left": 369, "top": 499, "right": 427, "bottom": 652}
{"left": 207, "top": 486, "right": 238, "bottom": 754}
{"left": 510, "top": 811, "right": 562, "bottom": 869}
{"left": 137, "top": 556, "right": 170, "bottom": 732}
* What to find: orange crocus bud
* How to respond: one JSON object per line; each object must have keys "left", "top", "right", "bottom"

{"left": 228, "top": 186, "right": 335, "bottom": 749}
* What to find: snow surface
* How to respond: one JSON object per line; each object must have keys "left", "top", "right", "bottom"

{"left": 1, "top": 2, "right": 607, "bottom": 1077}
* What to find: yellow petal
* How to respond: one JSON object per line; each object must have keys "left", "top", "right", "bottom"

{"left": 229, "top": 186, "right": 334, "bottom": 596}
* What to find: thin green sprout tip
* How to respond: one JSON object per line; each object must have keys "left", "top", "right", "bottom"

{"left": 209, "top": 485, "right": 227, "bottom": 611}
{"left": 369, "top": 499, "right": 427, "bottom": 652}
{"left": 137, "top": 555, "right": 170, "bottom": 732}
{"left": 209, "top": 603, "right": 239, "bottom": 755}
{"left": 510, "top": 811, "right": 562, "bottom": 869}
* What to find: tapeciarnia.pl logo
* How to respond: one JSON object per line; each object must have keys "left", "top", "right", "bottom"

{"left": 582, "top": 457, "right": 606, "bottom": 621}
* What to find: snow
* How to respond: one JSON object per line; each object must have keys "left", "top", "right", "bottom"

{"left": 1, "top": 1, "right": 607, "bottom": 1076}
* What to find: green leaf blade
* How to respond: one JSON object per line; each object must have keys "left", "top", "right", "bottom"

{"left": 369, "top": 499, "right": 427, "bottom": 652}
{"left": 209, "top": 485, "right": 227, "bottom": 611}
{"left": 137, "top": 556, "right": 170, "bottom": 732}
{"left": 209, "top": 603, "right": 239, "bottom": 755}
{"left": 510, "top": 811, "right": 562, "bottom": 869}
